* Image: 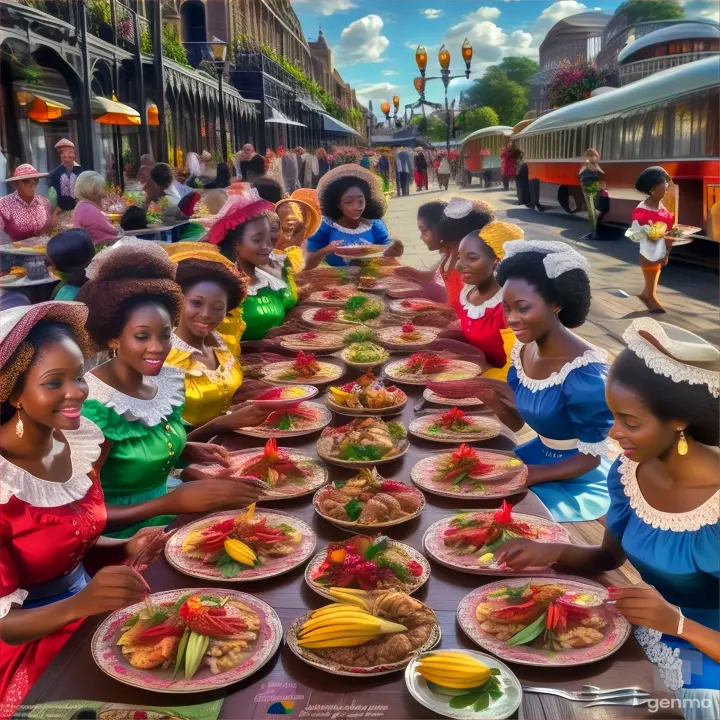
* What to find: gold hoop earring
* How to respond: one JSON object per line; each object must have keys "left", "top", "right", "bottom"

{"left": 677, "top": 429, "right": 688, "bottom": 456}
{"left": 15, "top": 404, "right": 24, "bottom": 438}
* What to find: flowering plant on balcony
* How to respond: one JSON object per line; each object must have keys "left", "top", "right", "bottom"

{"left": 333, "top": 147, "right": 363, "bottom": 165}
{"left": 547, "top": 61, "right": 617, "bottom": 109}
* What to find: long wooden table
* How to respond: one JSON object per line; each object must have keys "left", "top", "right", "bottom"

{"left": 24, "top": 361, "right": 680, "bottom": 719}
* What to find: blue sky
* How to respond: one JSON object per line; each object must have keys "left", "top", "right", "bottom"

{"left": 289, "top": 0, "right": 718, "bottom": 110}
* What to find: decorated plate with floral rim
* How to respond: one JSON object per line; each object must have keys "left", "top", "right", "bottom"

{"left": 279, "top": 331, "right": 347, "bottom": 354}
{"left": 457, "top": 576, "right": 631, "bottom": 667}
{"left": 384, "top": 357, "right": 481, "bottom": 386}
{"left": 301, "top": 307, "right": 358, "bottom": 329}
{"left": 374, "top": 325, "right": 439, "bottom": 350}
{"left": 409, "top": 409, "right": 502, "bottom": 444}
{"left": 262, "top": 355, "right": 344, "bottom": 385}
{"left": 423, "top": 508, "right": 570, "bottom": 576}
{"left": 306, "top": 287, "right": 368, "bottom": 306}
{"left": 285, "top": 598, "right": 441, "bottom": 677}
{"left": 423, "top": 388, "right": 484, "bottom": 407}
{"left": 252, "top": 385, "right": 318, "bottom": 410}
{"left": 236, "top": 401, "right": 332, "bottom": 438}
{"left": 91, "top": 588, "right": 282, "bottom": 693}
{"left": 304, "top": 535, "right": 431, "bottom": 600}
{"left": 389, "top": 298, "right": 450, "bottom": 316}
{"left": 410, "top": 446, "right": 527, "bottom": 499}
{"left": 316, "top": 420, "right": 410, "bottom": 468}
{"left": 166, "top": 508, "right": 317, "bottom": 582}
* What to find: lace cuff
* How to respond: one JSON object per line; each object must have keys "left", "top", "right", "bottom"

{"left": 635, "top": 627, "right": 684, "bottom": 692}
{"left": 0, "top": 589, "right": 28, "bottom": 619}
{"left": 577, "top": 438, "right": 614, "bottom": 457}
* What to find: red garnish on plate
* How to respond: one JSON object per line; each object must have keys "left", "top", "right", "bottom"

{"left": 240, "top": 439, "right": 308, "bottom": 484}
{"left": 291, "top": 351, "right": 321, "bottom": 377}
{"left": 314, "top": 308, "right": 338, "bottom": 322}
{"left": 300, "top": 332, "right": 318, "bottom": 341}
{"left": 323, "top": 288, "right": 344, "bottom": 300}
{"left": 402, "top": 322, "right": 416, "bottom": 334}
{"left": 179, "top": 595, "right": 248, "bottom": 639}
{"left": 437, "top": 407, "right": 469, "bottom": 429}
{"left": 436, "top": 444, "right": 496, "bottom": 485}
{"left": 405, "top": 352, "right": 449, "bottom": 374}
{"left": 256, "top": 387, "right": 286, "bottom": 400}
{"left": 379, "top": 479, "right": 407, "bottom": 493}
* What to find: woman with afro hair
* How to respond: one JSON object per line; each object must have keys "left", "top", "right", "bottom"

{"left": 163, "top": 243, "right": 269, "bottom": 429}
{"left": 304, "top": 165, "right": 403, "bottom": 269}
{"left": 626, "top": 166, "right": 676, "bottom": 313}
{"left": 207, "top": 190, "right": 297, "bottom": 341}
{"left": 77, "top": 239, "right": 265, "bottom": 538}
{"left": 429, "top": 240, "right": 614, "bottom": 523}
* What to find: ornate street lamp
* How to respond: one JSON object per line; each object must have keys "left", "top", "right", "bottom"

{"left": 412, "top": 38, "right": 473, "bottom": 154}
{"left": 209, "top": 37, "right": 229, "bottom": 161}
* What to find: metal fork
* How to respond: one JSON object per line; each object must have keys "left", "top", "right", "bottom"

{"left": 585, "top": 698, "right": 650, "bottom": 708}
{"left": 523, "top": 686, "right": 650, "bottom": 703}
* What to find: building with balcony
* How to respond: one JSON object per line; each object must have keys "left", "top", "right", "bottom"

{"left": 617, "top": 21, "right": 719, "bottom": 85}
{"left": 529, "top": 11, "right": 612, "bottom": 115}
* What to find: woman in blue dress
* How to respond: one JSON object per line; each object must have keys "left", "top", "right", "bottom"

{"left": 496, "top": 318, "right": 719, "bottom": 718}
{"left": 305, "top": 165, "right": 402, "bottom": 269}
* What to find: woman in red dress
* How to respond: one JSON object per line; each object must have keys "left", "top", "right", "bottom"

{"left": 627, "top": 166, "right": 675, "bottom": 314}
{"left": 500, "top": 139, "right": 520, "bottom": 192}
{"left": 0, "top": 302, "right": 152, "bottom": 715}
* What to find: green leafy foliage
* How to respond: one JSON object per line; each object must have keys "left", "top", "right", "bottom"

{"left": 409, "top": 114, "right": 447, "bottom": 142}
{"left": 447, "top": 674, "right": 503, "bottom": 711}
{"left": 162, "top": 23, "right": 190, "bottom": 67}
{"left": 344, "top": 498, "right": 363, "bottom": 521}
{"left": 458, "top": 106, "right": 500, "bottom": 136}
{"left": 338, "top": 444, "right": 384, "bottom": 462}
{"left": 617, "top": 0, "right": 684, "bottom": 23}
{"left": 216, "top": 551, "right": 244, "bottom": 578}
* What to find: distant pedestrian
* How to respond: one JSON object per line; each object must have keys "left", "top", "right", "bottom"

{"left": 376, "top": 152, "right": 390, "bottom": 194}
{"left": 204, "top": 162, "right": 231, "bottom": 189}
{"left": 437, "top": 153, "right": 451, "bottom": 191}
{"left": 500, "top": 138, "right": 520, "bottom": 191}
{"left": 395, "top": 148, "right": 411, "bottom": 197}
{"left": 48, "top": 138, "right": 82, "bottom": 211}
{"left": 279, "top": 147, "right": 299, "bottom": 192}
{"left": 414, "top": 150, "right": 428, "bottom": 191}
{"left": 235, "top": 143, "right": 254, "bottom": 180}
{"left": 315, "top": 148, "right": 330, "bottom": 187}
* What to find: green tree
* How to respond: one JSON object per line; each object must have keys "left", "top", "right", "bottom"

{"left": 498, "top": 57, "right": 540, "bottom": 87}
{"left": 617, "top": 0, "right": 684, "bottom": 23}
{"left": 458, "top": 106, "right": 500, "bottom": 136}
{"left": 410, "top": 114, "right": 446, "bottom": 142}
{"left": 461, "top": 69, "right": 528, "bottom": 126}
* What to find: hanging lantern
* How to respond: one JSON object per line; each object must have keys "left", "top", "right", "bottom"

{"left": 413, "top": 77, "right": 425, "bottom": 95}
{"left": 461, "top": 38, "right": 473, "bottom": 63}
{"left": 415, "top": 45, "right": 428, "bottom": 72}
{"left": 380, "top": 100, "right": 391, "bottom": 116}
{"left": 438, "top": 45, "right": 451, "bottom": 71}
{"left": 392, "top": 95, "right": 400, "bottom": 111}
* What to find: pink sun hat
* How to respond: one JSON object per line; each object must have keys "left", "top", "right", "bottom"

{"left": 54, "top": 138, "right": 75, "bottom": 150}
{"left": 5, "top": 163, "right": 49, "bottom": 183}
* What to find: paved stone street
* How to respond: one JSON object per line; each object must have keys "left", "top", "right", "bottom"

{"left": 386, "top": 182, "right": 719, "bottom": 355}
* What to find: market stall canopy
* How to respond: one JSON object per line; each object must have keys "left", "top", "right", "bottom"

{"left": 265, "top": 106, "right": 306, "bottom": 127}
{"left": 322, "top": 113, "right": 361, "bottom": 137}
{"left": 93, "top": 96, "right": 141, "bottom": 125}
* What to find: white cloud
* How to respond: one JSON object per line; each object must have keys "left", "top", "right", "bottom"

{"left": 381, "top": 70, "right": 398, "bottom": 76}
{"left": 444, "top": 9, "right": 508, "bottom": 66}
{"left": 504, "top": 29, "right": 537, "bottom": 58}
{"left": 333, "top": 15, "right": 390, "bottom": 66}
{"left": 292, "top": 0, "right": 357, "bottom": 16}
{"left": 422, "top": 8, "right": 443, "bottom": 19}
{"left": 532, "top": 1, "right": 590, "bottom": 40}
{"left": 683, "top": 0, "right": 720, "bottom": 22}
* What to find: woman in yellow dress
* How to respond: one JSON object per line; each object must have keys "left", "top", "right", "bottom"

{"left": 164, "top": 243, "right": 268, "bottom": 430}
{"left": 273, "top": 194, "right": 322, "bottom": 274}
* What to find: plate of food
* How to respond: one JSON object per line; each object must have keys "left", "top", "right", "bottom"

{"left": 334, "top": 244, "right": 388, "bottom": 260}
{"left": 423, "top": 388, "right": 484, "bottom": 407}
{"left": 406, "top": 649, "right": 522, "bottom": 720}
{"left": 423, "top": 502, "right": 570, "bottom": 576}
{"left": 458, "top": 577, "right": 631, "bottom": 667}
{"left": 166, "top": 504, "right": 316, "bottom": 581}
{"left": 306, "top": 287, "right": 364, "bottom": 306}
{"left": 384, "top": 354, "right": 481, "bottom": 386}
{"left": 340, "top": 341, "right": 390, "bottom": 368}
{"left": 262, "top": 352, "right": 344, "bottom": 385}
{"left": 389, "top": 298, "right": 449, "bottom": 316}
{"left": 313, "top": 468, "right": 425, "bottom": 530}
{"left": 411, "top": 445, "right": 527, "bottom": 499}
{"left": 665, "top": 224, "right": 701, "bottom": 246}
{"left": 316, "top": 418, "right": 409, "bottom": 467}
{"left": 305, "top": 535, "right": 430, "bottom": 599}
{"left": 0, "top": 266, "right": 27, "bottom": 286}
{"left": 91, "top": 588, "right": 282, "bottom": 693}
{"left": 236, "top": 401, "right": 331, "bottom": 438}
{"left": 211, "top": 439, "right": 328, "bottom": 500}
{"left": 409, "top": 408, "right": 502, "bottom": 443}
{"left": 374, "top": 323, "right": 438, "bottom": 350}
{"left": 279, "top": 331, "right": 347, "bottom": 354}
{"left": 10, "top": 235, "right": 49, "bottom": 254}
{"left": 286, "top": 589, "right": 440, "bottom": 677}
{"left": 252, "top": 385, "right": 318, "bottom": 410}
{"left": 302, "top": 308, "right": 356, "bottom": 329}
{"left": 326, "top": 370, "right": 407, "bottom": 416}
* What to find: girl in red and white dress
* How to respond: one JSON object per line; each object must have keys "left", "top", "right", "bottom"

{"left": 0, "top": 302, "right": 152, "bottom": 715}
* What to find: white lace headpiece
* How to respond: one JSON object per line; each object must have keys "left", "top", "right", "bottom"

{"left": 623, "top": 318, "right": 720, "bottom": 398}
{"left": 501, "top": 239, "right": 590, "bottom": 279}
{"left": 444, "top": 197, "right": 474, "bottom": 219}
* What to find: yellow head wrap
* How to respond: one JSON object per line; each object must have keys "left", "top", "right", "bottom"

{"left": 164, "top": 242, "right": 237, "bottom": 270}
{"left": 478, "top": 221, "right": 525, "bottom": 260}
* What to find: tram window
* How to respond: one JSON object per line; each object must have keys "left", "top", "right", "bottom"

{"left": 673, "top": 102, "right": 692, "bottom": 157}
{"left": 708, "top": 89, "right": 719, "bottom": 157}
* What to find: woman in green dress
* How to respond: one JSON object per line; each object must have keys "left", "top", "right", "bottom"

{"left": 77, "top": 239, "right": 265, "bottom": 538}
{"left": 208, "top": 191, "right": 297, "bottom": 341}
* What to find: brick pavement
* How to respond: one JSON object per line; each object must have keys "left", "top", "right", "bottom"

{"left": 385, "top": 183, "right": 719, "bottom": 354}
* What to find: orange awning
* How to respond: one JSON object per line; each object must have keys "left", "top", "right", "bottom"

{"left": 147, "top": 103, "right": 160, "bottom": 126}
{"left": 92, "top": 96, "right": 141, "bottom": 126}
{"left": 23, "top": 93, "right": 70, "bottom": 123}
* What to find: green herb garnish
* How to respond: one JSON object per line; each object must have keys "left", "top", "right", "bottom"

{"left": 216, "top": 551, "right": 245, "bottom": 578}
{"left": 338, "top": 444, "right": 384, "bottom": 461}
{"left": 387, "top": 421, "right": 407, "bottom": 442}
{"left": 345, "top": 498, "right": 363, "bottom": 521}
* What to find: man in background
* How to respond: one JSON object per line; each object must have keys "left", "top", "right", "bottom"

{"left": 48, "top": 139, "right": 82, "bottom": 211}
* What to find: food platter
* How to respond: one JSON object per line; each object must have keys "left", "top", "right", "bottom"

{"left": 306, "top": 288, "right": 369, "bottom": 306}
{"left": 165, "top": 508, "right": 317, "bottom": 581}
{"left": 389, "top": 298, "right": 449, "bottom": 316}
{"left": 279, "top": 331, "right": 347, "bottom": 354}
{"left": 313, "top": 470, "right": 425, "bottom": 530}
{"left": 374, "top": 325, "right": 439, "bottom": 350}
{"left": 340, "top": 342, "right": 390, "bottom": 369}
{"left": 423, "top": 510, "right": 570, "bottom": 576}
{"left": 457, "top": 576, "right": 631, "bottom": 667}
{"left": 252, "top": 385, "right": 318, "bottom": 410}
{"left": 301, "top": 308, "right": 357, "bottom": 329}
{"left": 408, "top": 411, "right": 502, "bottom": 444}
{"left": 262, "top": 358, "right": 344, "bottom": 385}
{"left": 91, "top": 588, "right": 282, "bottom": 693}
{"left": 411, "top": 448, "right": 528, "bottom": 499}
{"left": 326, "top": 376, "right": 407, "bottom": 417}
{"left": 304, "top": 536, "right": 431, "bottom": 600}
{"left": 334, "top": 244, "right": 388, "bottom": 260}
{"left": 384, "top": 357, "right": 481, "bottom": 386}
{"left": 316, "top": 418, "right": 409, "bottom": 467}
{"left": 423, "top": 388, "right": 484, "bottom": 407}
{"left": 236, "top": 401, "right": 332, "bottom": 438}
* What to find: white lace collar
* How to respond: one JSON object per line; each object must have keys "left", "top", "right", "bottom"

{"left": 325, "top": 218, "right": 372, "bottom": 236}
{"left": 246, "top": 266, "right": 288, "bottom": 296}
{"left": 85, "top": 365, "right": 185, "bottom": 427}
{"left": 511, "top": 341, "right": 608, "bottom": 392}
{"left": 0, "top": 418, "right": 103, "bottom": 507}
{"left": 459, "top": 285, "right": 502, "bottom": 320}
{"left": 618, "top": 455, "right": 719, "bottom": 532}
{"left": 171, "top": 331, "right": 236, "bottom": 381}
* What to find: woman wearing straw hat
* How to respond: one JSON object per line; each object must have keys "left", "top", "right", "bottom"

{"left": 48, "top": 139, "right": 83, "bottom": 212}
{"left": 0, "top": 164, "right": 55, "bottom": 242}
{"left": 274, "top": 194, "right": 321, "bottom": 274}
